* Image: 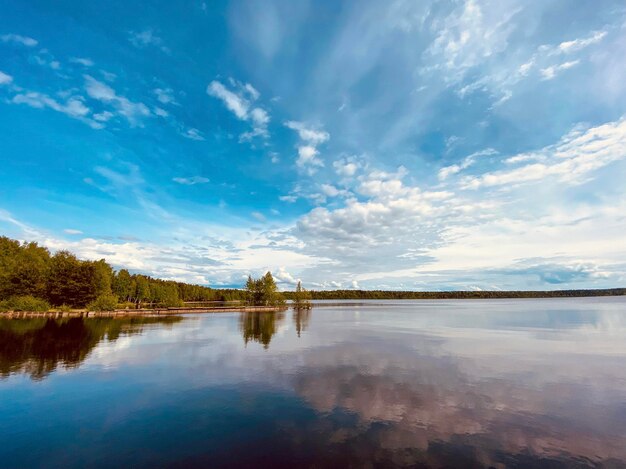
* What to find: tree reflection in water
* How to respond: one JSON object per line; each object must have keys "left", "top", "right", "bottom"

{"left": 239, "top": 311, "right": 285, "bottom": 349}
{"left": 293, "top": 308, "right": 311, "bottom": 337}
{"left": 240, "top": 308, "right": 313, "bottom": 347}
{"left": 0, "top": 316, "right": 182, "bottom": 380}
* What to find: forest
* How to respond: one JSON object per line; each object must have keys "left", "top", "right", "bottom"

{"left": 0, "top": 236, "right": 244, "bottom": 312}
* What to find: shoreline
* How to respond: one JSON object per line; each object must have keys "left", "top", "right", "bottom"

{"left": 0, "top": 305, "right": 288, "bottom": 319}
{"left": 2, "top": 294, "right": 626, "bottom": 318}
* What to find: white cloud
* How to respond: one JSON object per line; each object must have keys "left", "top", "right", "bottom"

{"left": 285, "top": 121, "right": 330, "bottom": 174}
{"left": 503, "top": 30, "right": 607, "bottom": 85}
{"left": 172, "top": 176, "right": 210, "bottom": 185}
{"left": 0, "top": 208, "right": 43, "bottom": 238}
{"left": 92, "top": 164, "right": 144, "bottom": 192}
{"left": 273, "top": 266, "right": 298, "bottom": 285}
{"left": 0, "top": 71, "right": 13, "bottom": 85}
{"left": 425, "top": 0, "right": 520, "bottom": 83}
{"left": 320, "top": 184, "right": 342, "bottom": 198}
{"left": 251, "top": 211, "right": 266, "bottom": 222}
{"left": 285, "top": 121, "right": 330, "bottom": 145}
{"left": 462, "top": 118, "right": 626, "bottom": 189}
{"left": 439, "top": 148, "right": 497, "bottom": 180}
{"left": 366, "top": 165, "right": 408, "bottom": 181}
{"left": 11, "top": 91, "right": 101, "bottom": 128}
{"left": 208, "top": 81, "right": 248, "bottom": 119}
{"left": 333, "top": 159, "right": 359, "bottom": 177}
{"left": 250, "top": 107, "right": 269, "bottom": 126}
{"left": 1, "top": 33, "right": 37, "bottom": 47}
{"left": 540, "top": 60, "right": 580, "bottom": 80}
{"left": 32, "top": 54, "right": 61, "bottom": 71}
{"left": 100, "top": 70, "right": 116, "bottom": 82}
{"left": 154, "top": 107, "right": 169, "bottom": 117}
{"left": 244, "top": 83, "right": 260, "bottom": 100}
{"left": 70, "top": 57, "right": 94, "bottom": 67}
{"left": 93, "top": 111, "right": 114, "bottom": 122}
{"left": 282, "top": 115, "right": 626, "bottom": 288}
{"left": 297, "top": 145, "right": 323, "bottom": 169}
{"left": 557, "top": 30, "right": 607, "bottom": 54}
{"left": 207, "top": 79, "right": 270, "bottom": 139}
{"left": 438, "top": 164, "right": 462, "bottom": 180}
{"left": 154, "top": 87, "right": 178, "bottom": 105}
{"left": 128, "top": 29, "right": 169, "bottom": 53}
{"left": 181, "top": 128, "right": 204, "bottom": 141}
{"left": 64, "top": 229, "right": 83, "bottom": 235}
{"left": 518, "top": 60, "right": 534, "bottom": 76}
{"left": 451, "top": 23, "right": 610, "bottom": 105}
{"left": 84, "top": 75, "right": 151, "bottom": 126}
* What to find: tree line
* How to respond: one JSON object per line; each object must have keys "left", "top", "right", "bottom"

{"left": 0, "top": 236, "right": 244, "bottom": 311}
{"left": 295, "top": 288, "right": 626, "bottom": 300}
{"left": 3, "top": 235, "right": 622, "bottom": 312}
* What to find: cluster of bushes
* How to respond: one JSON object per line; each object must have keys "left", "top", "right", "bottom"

{"left": 0, "top": 295, "right": 50, "bottom": 312}
{"left": 86, "top": 293, "right": 119, "bottom": 312}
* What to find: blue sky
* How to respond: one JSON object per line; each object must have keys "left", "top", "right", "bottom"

{"left": 1, "top": 0, "right": 625, "bottom": 290}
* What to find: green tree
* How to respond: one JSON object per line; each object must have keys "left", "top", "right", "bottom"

{"left": 260, "top": 272, "right": 285, "bottom": 307}
{"left": 90, "top": 259, "right": 113, "bottom": 299}
{"left": 243, "top": 272, "right": 285, "bottom": 307}
{"left": 112, "top": 269, "right": 133, "bottom": 302}
{"left": 47, "top": 251, "right": 94, "bottom": 307}
{"left": 0, "top": 237, "right": 50, "bottom": 299}
{"left": 134, "top": 276, "right": 150, "bottom": 308}
{"left": 245, "top": 275, "right": 255, "bottom": 306}
{"left": 160, "top": 281, "right": 182, "bottom": 307}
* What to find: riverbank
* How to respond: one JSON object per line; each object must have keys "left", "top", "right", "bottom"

{"left": 0, "top": 305, "right": 288, "bottom": 319}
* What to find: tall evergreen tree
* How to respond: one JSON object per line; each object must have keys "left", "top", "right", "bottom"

{"left": 245, "top": 275, "right": 255, "bottom": 306}
{"left": 293, "top": 281, "right": 312, "bottom": 310}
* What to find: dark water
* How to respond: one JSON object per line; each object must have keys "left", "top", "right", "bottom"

{"left": 1, "top": 298, "right": 626, "bottom": 468}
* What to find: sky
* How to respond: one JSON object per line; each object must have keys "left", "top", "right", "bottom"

{"left": 1, "top": 0, "right": 625, "bottom": 291}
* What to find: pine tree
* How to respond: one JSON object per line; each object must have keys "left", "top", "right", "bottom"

{"left": 245, "top": 275, "right": 255, "bottom": 305}
{"left": 293, "top": 280, "right": 312, "bottom": 310}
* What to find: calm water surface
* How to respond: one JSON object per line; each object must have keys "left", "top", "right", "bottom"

{"left": 1, "top": 298, "right": 626, "bottom": 468}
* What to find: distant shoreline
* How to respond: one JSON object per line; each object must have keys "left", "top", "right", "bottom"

{"left": 296, "top": 288, "right": 626, "bottom": 301}
{"left": 1, "top": 290, "right": 624, "bottom": 318}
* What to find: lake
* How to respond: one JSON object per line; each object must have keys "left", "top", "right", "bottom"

{"left": 1, "top": 298, "right": 625, "bottom": 468}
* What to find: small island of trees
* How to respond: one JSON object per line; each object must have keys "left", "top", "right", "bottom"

{"left": 244, "top": 272, "right": 286, "bottom": 307}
